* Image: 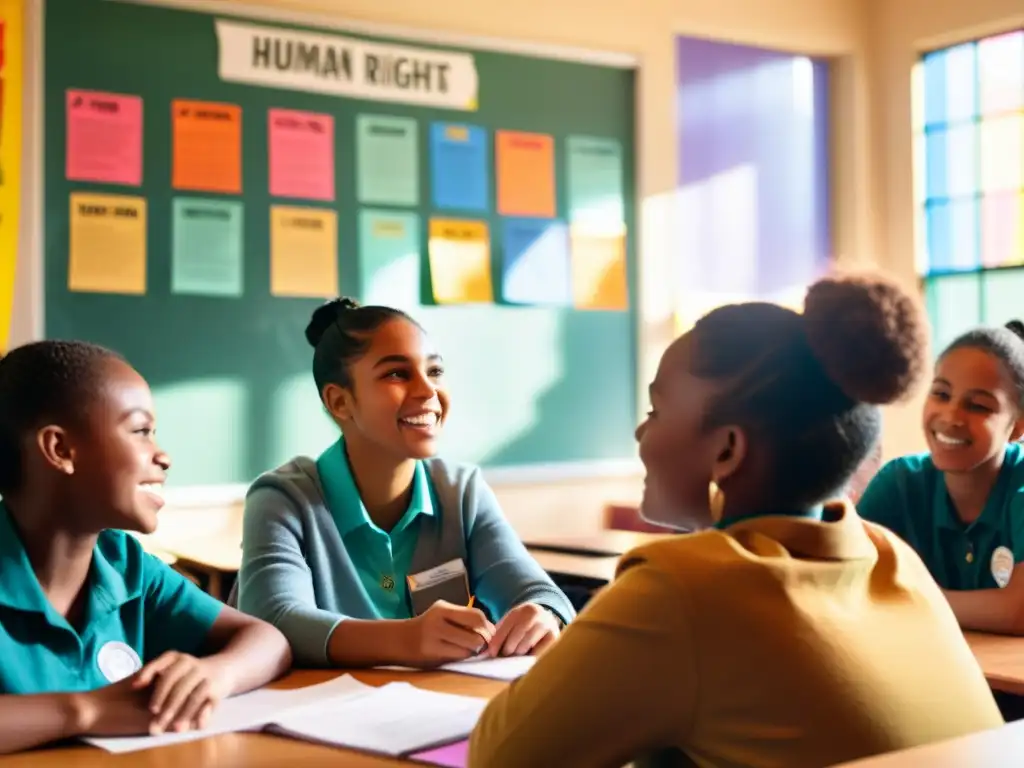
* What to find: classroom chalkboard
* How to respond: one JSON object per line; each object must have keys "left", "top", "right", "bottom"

{"left": 44, "top": 0, "right": 638, "bottom": 486}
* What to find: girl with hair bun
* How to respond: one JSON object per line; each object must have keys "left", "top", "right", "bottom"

{"left": 859, "top": 320, "right": 1024, "bottom": 642}
{"left": 469, "top": 273, "right": 1001, "bottom": 768}
{"left": 238, "top": 298, "right": 574, "bottom": 670}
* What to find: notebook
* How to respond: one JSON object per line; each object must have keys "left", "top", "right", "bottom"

{"left": 379, "top": 653, "right": 537, "bottom": 680}
{"left": 441, "top": 654, "right": 536, "bottom": 680}
{"left": 84, "top": 674, "right": 368, "bottom": 753}
{"left": 84, "top": 675, "right": 485, "bottom": 757}
{"left": 266, "top": 680, "right": 487, "bottom": 757}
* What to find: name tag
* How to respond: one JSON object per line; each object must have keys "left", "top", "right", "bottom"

{"left": 406, "top": 559, "right": 471, "bottom": 616}
{"left": 407, "top": 558, "right": 466, "bottom": 592}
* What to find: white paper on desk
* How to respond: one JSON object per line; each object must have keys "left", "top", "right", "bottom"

{"left": 441, "top": 654, "right": 536, "bottom": 680}
{"left": 268, "top": 681, "right": 487, "bottom": 757}
{"left": 83, "top": 674, "right": 370, "bottom": 753}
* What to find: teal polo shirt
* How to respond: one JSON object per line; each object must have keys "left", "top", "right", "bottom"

{"left": 857, "top": 443, "right": 1024, "bottom": 590}
{"left": 0, "top": 502, "right": 223, "bottom": 694}
{"left": 316, "top": 438, "right": 435, "bottom": 620}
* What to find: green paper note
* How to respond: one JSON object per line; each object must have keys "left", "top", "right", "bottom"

{"left": 171, "top": 198, "right": 244, "bottom": 297}
{"left": 567, "top": 136, "right": 624, "bottom": 232}
{"left": 358, "top": 209, "right": 421, "bottom": 310}
{"left": 357, "top": 115, "right": 419, "bottom": 206}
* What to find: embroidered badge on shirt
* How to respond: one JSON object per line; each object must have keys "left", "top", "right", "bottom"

{"left": 381, "top": 574, "right": 396, "bottom": 592}
{"left": 96, "top": 640, "right": 143, "bottom": 683}
{"left": 991, "top": 546, "right": 1014, "bottom": 589}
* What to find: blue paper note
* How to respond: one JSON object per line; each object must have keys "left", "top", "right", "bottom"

{"left": 171, "top": 198, "right": 244, "bottom": 297}
{"left": 566, "top": 136, "right": 624, "bottom": 230}
{"left": 358, "top": 209, "right": 421, "bottom": 310}
{"left": 501, "top": 218, "right": 571, "bottom": 305}
{"left": 430, "top": 122, "right": 488, "bottom": 212}
{"left": 357, "top": 115, "right": 419, "bottom": 206}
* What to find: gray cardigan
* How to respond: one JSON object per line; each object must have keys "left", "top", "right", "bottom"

{"left": 237, "top": 456, "right": 576, "bottom": 666}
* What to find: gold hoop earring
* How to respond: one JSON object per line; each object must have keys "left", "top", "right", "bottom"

{"left": 708, "top": 480, "right": 725, "bottom": 523}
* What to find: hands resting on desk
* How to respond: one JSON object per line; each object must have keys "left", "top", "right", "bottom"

{"left": 76, "top": 651, "right": 234, "bottom": 736}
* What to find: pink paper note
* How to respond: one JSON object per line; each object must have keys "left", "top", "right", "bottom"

{"left": 409, "top": 739, "right": 469, "bottom": 767}
{"left": 268, "top": 108, "right": 335, "bottom": 201}
{"left": 66, "top": 89, "right": 143, "bottom": 185}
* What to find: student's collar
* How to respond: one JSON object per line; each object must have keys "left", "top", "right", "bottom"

{"left": 716, "top": 500, "right": 876, "bottom": 561}
{"left": 0, "top": 502, "right": 137, "bottom": 617}
{"left": 935, "top": 447, "right": 1015, "bottom": 532}
{"left": 319, "top": 438, "right": 435, "bottom": 538}
{"left": 713, "top": 506, "right": 824, "bottom": 530}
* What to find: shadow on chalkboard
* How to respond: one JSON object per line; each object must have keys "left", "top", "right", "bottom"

{"left": 480, "top": 290, "right": 640, "bottom": 468}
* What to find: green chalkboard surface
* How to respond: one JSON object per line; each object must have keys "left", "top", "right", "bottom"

{"left": 44, "top": 0, "right": 638, "bottom": 486}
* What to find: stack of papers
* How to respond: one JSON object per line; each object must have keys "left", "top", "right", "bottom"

{"left": 441, "top": 654, "right": 536, "bottom": 680}
{"left": 83, "top": 674, "right": 486, "bottom": 761}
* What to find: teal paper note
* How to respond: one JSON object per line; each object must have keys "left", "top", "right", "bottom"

{"left": 171, "top": 198, "right": 244, "bottom": 297}
{"left": 566, "top": 136, "right": 624, "bottom": 230}
{"left": 358, "top": 209, "right": 421, "bottom": 310}
{"left": 357, "top": 115, "right": 419, "bottom": 206}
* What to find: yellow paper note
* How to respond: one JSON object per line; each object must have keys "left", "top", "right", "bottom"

{"left": 0, "top": 0, "right": 24, "bottom": 351}
{"left": 428, "top": 218, "right": 492, "bottom": 304}
{"left": 69, "top": 193, "right": 146, "bottom": 294}
{"left": 571, "top": 227, "right": 628, "bottom": 310}
{"left": 270, "top": 206, "right": 338, "bottom": 298}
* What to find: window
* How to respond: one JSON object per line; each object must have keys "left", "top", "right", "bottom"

{"left": 675, "top": 38, "right": 830, "bottom": 331}
{"left": 915, "top": 31, "right": 1024, "bottom": 354}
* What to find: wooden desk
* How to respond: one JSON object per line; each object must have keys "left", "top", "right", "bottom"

{"left": 524, "top": 530, "right": 670, "bottom": 557}
{"left": 832, "top": 720, "right": 1024, "bottom": 767}
{"left": 5, "top": 669, "right": 504, "bottom": 767}
{"left": 530, "top": 550, "right": 619, "bottom": 588}
{"left": 965, "top": 631, "right": 1024, "bottom": 695}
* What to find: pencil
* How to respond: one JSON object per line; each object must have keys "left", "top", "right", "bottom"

{"left": 467, "top": 595, "right": 476, "bottom": 609}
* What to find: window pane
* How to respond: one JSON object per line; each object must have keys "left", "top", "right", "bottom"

{"left": 983, "top": 267, "right": 1024, "bottom": 326}
{"left": 945, "top": 122, "right": 979, "bottom": 197}
{"left": 978, "top": 31, "right": 1024, "bottom": 115}
{"left": 925, "top": 129, "right": 949, "bottom": 199}
{"left": 979, "top": 115, "right": 1023, "bottom": 192}
{"left": 923, "top": 50, "right": 948, "bottom": 128}
{"left": 926, "top": 200, "right": 953, "bottom": 270}
{"left": 949, "top": 197, "right": 981, "bottom": 270}
{"left": 944, "top": 43, "right": 979, "bottom": 123}
{"left": 925, "top": 273, "right": 982, "bottom": 354}
{"left": 981, "top": 192, "right": 1024, "bottom": 267}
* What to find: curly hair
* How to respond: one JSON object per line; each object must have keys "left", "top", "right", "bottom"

{"left": 688, "top": 272, "right": 928, "bottom": 508}
{"left": 0, "top": 340, "right": 121, "bottom": 494}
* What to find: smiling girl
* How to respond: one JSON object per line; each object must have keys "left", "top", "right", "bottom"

{"left": 238, "top": 299, "right": 574, "bottom": 669}
{"left": 858, "top": 320, "right": 1024, "bottom": 636}
{"left": 0, "top": 341, "right": 291, "bottom": 754}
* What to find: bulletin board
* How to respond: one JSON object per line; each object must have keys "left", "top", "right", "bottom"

{"left": 43, "top": 0, "right": 639, "bottom": 486}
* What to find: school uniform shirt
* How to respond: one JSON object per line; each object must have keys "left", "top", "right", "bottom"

{"left": 0, "top": 502, "right": 223, "bottom": 694}
{"left": 857, "top": 443, "right": 1024, "bottom": 590}
{"left": 237, "top": 438, "right": 576, "bottom": 666}
{"left": 468, "top": 502, "right": 1002, "bottom": 768}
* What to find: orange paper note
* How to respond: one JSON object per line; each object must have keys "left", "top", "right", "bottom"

{"left": 270, "top": 206, "right": 338, "bottom": 298}
{"left": 496, "top": 131, "right": 555, "bottom": 218}
{"left": 172, "top": 99, "right": 242, "bottom": 194}
{"left": 570, "top": 227, "right": 628, "bottom": 311}
{"left": 428, "top": 218, "right": 493, "bottom": 304}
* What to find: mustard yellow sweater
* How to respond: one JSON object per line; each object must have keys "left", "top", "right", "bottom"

{"left": 469, "top": 502, "right": 1002, "bottom": 768}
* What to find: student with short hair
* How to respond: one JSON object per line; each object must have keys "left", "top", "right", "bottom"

{"left": 0, "top": 340, "right": 291, "bottom": 755}
{"left": 238, "top": 298, "right": 574, "bottom": 669}
{"left": 858, "top": 321, "right": 1024, "bottom": 635}
{"left": 469, "top": 274, "right": 1003, "bottom": 768}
